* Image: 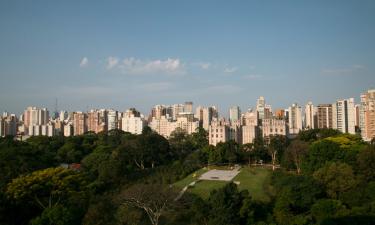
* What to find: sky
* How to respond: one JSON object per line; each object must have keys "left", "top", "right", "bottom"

{"left": 0, "top": 0, "right": 374, "bottom": 116}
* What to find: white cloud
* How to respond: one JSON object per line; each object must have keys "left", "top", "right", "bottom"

{"left": 106, "top": 56, "right": 119, "bottom": 70}
{"left": 79, "top": 57, "right": 88, "bottom": 67}
{"left": 321, "top": 64, "right": 365, "bottom": 76}
{"left": 118, "top": 57, "right": 185, "bottom": 75}
{"left": 224, "top": 67, "right": 237, "bottom": 73}
{"left": 243, "top": 74, "right": 263, "bottom": 79}
{"left": 198, "top": 62, "right": 211, "bottom": 70}
{"left": 137, "top": 82, "right": 173, "bottom": 92}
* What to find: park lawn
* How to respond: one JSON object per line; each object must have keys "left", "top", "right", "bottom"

{"left": 175, "top": 166, "right": 272, "bottom": 202}
{"left": 189, "top": 180, "right": 228, "bottom": 198}
{"left": 173, "top": 168, "right": 208, "bottom": 189}
{"left": 233, "top": 167, "right": 271, "bottom": 202}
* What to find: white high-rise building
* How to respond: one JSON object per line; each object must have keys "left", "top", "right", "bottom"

{"left": 288, "top": 103, "right": 303, "bottom": 135}
{"left": 202, "top": 106, "right": 218, "bottom": 130}
{"left": 229, "top": 106, "right": 241, "bottom": 122}
{"left": 256, "top": 96, "right": 266, "bottom": 120}
{"left": 305, "top": 101, "right": 315, "bottom": 129}
{"left": 121, "top": 111, "right": 146, "bottom": 135}
{"left": 107, "top": 110, "right": 118, "bottom": 131}
{"left": 333, "top": 98, "right": 356, "bottom": 134}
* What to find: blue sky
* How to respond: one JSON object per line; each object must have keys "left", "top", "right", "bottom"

{"left": 0, "top": 0, "right": 374, "bottom": 116}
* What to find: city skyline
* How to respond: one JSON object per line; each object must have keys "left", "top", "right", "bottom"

{"left": 1, "top": 1, "right": 375, "bottom": 115}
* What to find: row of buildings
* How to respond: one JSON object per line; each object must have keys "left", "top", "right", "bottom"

{"left": 1, "top": 89, "right": 374, "bottom": 144}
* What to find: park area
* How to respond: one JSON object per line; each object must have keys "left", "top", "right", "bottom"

{"left": 174, "top": 166, "right": 271, "bottom": 202}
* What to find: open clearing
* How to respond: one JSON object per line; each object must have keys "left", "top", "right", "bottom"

{"left": 174, "top": 166, "right": 271, "bottom": 202}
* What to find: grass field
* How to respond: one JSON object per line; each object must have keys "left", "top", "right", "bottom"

{"left": 174, "top": 166, "right": 271, "bottom": 202}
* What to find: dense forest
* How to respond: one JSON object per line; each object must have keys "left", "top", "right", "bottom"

{"left": 0, "top": 127, "right": 374, "bottom": 225}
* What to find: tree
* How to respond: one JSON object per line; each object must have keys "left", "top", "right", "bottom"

{"left": 6, "top": 167, "right": 87, "bottom": 209}
{"left": 356, "top": 146, "right": 375, "bottom": 182}
{"left": 284, "top": 140, "right": 309, "bottom": 174}
{"left": 313, "top": 162, "right": 357, "bottom": 199}
{"left": 302, "top": 139, "right": 342, "bottom": 174}
{"left": 311, "top": 199, "right": 346, "bottom": 223}
{"left": 242, "top": 143, "right": 254, "bottom": 166}
{"left": 207, "top": 182, "right": 247, "bottom": 225}
{"left": 191, "top": 127, "right": 209, "bottom": 150}
{"left": 119, "top": 184, "right": 179, "bottom": 225}
{"left": 268, "top": 135, "right": 288, "bottom": 170}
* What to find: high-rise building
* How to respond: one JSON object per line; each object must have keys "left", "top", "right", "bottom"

{"left": 333, "top": 98, "right": 355, "bottom": 134}
{"left": 305, "top": 101, "right": 315, "bottom": 129}
{"left": 264, "top": 105, "right": 273, "bottom": 119}
{"left": 202, "top": 106, "right": 218, "bottom": 130}
{"left": 73, "top": 112, "right": 87, "bottom": 135}
{"left": 107, "top": 110, "right": 118, "bottom": 131}
{"left": 184, "top": 101, "right": 193, "bottom": 113}
{"left": 0, "top": 114, "right": 17, "bottom": 137}
{"left": 360, "top": 89, "right": 375, "bottom": 141}
{"left": 288, "top": 103, "right": 303, "bottom": 135}
{"left": 317, "top": 104, "right": 333, "bottom": 129}
{"left": 229, "top": 106, "right": 241, "bottom": 122}
{"left": 23, "top": 107, "right": 49, "bottom": 135}
{"left": 122, "top": 108, "right": 146, "bottom": 135}
{"left": 209, "top": 118, "right": 230, "bottom": 146}
{"left": 242, "top": 109, "right": 258, "bottom": 126}
{"left": 256, "top": 96, "right": 265, "bottom": 120}
{"left": 262, "top": 118, "right": 288, "bottom": 138}
{"left": 274, "top": 109, "right": 285, "bottom": 119}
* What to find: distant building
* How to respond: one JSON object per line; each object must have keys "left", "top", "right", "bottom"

{"left": 0, "top": 114, "right": 17, "bottom": 137}
{"left": 73, "top": 112, "right": 87, "bottom": 135}
{"left": 107, "top": 110, "right": 118, "bottom": 131}
{"left": 256, "top": 96, "right": 266, "bottom": 120}
{"left": 229, "top": 106, "right": 241, "bottom": 122}
{"left": 262, "top": 118, "right": 288, "bottom": 138}
{"left": 288, "top": 103, "right": 303, "bottom": 135}
{"left": 209, "top": 119, "right": 230, "bottom": 146}
{"left": 202, "top": 106, "right": 218, "bottom": 131}
{"left": 304, "top": 101, "right": 316, "bottom": 129}
{"left": 360, "top": 89, "right": 375, "bottom": 141}
{"left": 184, "top": 101, "right": 193, "bottom": 113}
{"left": 317, "top": 104, "right": 333, "bottom": 129}
{"left": 333, "top": 98, "right": 355, "bottom": 134}
{"left": 121, "top": 109, "right": 146, "bottom": 135}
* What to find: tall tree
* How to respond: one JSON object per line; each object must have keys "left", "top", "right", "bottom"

{"left": 284, "top": 140, "right": 309, "bottom": 174}
{"left": 6, "top": 167, "right": 87, "bottom": 209}
{"left": 313, "top": 162, "right": 357, "bottom": 199}
{"left": 119, "top": 184, "right": 179, "bottom": 225}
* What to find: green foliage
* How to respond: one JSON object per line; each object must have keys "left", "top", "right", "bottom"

{"left": 208, "top": 140, "right": 241, "bottom": 164}
{"left": 272, "top": 173, "right": 324, "bottom": 224}
{"left": 311, "top": 199, "right": 347, "bottom": 223}
{"left": 207, "top": 182, "right": 248, "bottom": 225}
{"left": 302, "top": 140, "right": 343, "bottom": 174}
{"left": 6, "top": 167, "right": 87, "bottom": 209}
{"left": 30, "top": 205, "right": 79, "bottom": 225}
{"left": 356, "top": 146, "right": 375, "bottom": 182}
{"left": 313, "top": 162, "right": 357, "bottom": 199}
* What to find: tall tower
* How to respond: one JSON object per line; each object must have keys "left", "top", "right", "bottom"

{"left": 229, "top": 106, "right": 241, "bottom": 123}
{"left": 305, "top": 101, "right": 315, "bottom": 129}
{"left": 256, "top": 96, "right": 265, "bottom": 120}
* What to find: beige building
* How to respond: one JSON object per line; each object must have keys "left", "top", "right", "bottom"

{"left": 241, "top": 109, "right": 259, "bottom": 144}
{"left": 317, "top": 104, "right": 333, "bottom": 129}
{"left": 305, "top": 101, "right": 315, "bottom": 129}
{"left": 73, "top": 112, "right": 87, "bottom": 135}
{"left": 121, "top": 110, "right": 146, "bottom": 135}
{"left": 333, "top": 98, "right": 355, "bottom": 134}
{"left": 209, "top": 119, "right": 230, "bottom": 146}
{"left": 0, "top": 114, "right": 17, "bottom": 137}
{"left": 360, "top": 89, "right": 375, "bottom": 141}
{"left": 288, "top": 103, "right": 303, "bottom": 135}
{"left": 262, "top": 118, "right": 287, "bottom": 138}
